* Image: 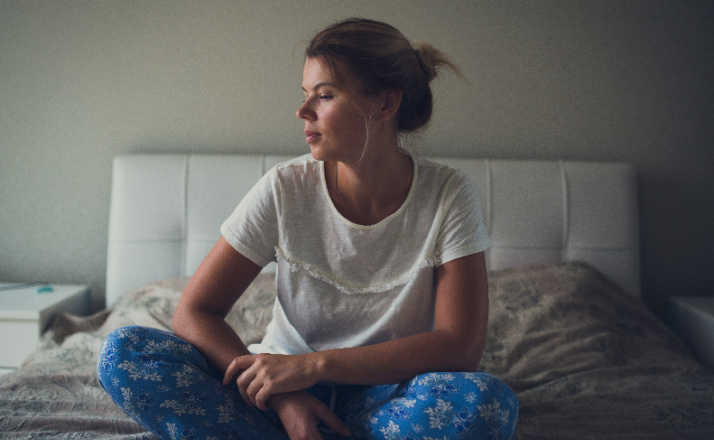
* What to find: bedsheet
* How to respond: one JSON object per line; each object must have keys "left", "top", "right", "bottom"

{"left": 0, "top": 262, "right": 712, "bottom": 439}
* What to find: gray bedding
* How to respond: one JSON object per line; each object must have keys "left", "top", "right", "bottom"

{"left": 1, "top": 262, "right": 712, "bottom": 439}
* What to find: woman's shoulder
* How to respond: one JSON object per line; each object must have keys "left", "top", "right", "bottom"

{"left": 413, "top": 153, "right": 471, "bottom": 190}
{"left": 265, "top": 153, "right": 321, "bottom": 184}
{"left": 269, "top": 153, "right": 318, "bottom": 172}
{"left": 408, "top": 154, "right": 486, "bottom": 214}
{"left": 260, "top": 154, "right": 324, "bottom": 205}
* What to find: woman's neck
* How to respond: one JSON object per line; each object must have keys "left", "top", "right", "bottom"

{"left": 326, "top": 146, "right": 413, "bottom": 225}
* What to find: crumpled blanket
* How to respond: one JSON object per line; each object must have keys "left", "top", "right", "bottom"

{"left": 0, "top": 262, "right": 712, "bottom": 439}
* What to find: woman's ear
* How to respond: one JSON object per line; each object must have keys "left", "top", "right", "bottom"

{"left": 374, "top": 89, "right": 402, "bottom": 121}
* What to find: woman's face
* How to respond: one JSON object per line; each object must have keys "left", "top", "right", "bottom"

{"left": 297, "top": 57, "right": 375, "bottom": 163}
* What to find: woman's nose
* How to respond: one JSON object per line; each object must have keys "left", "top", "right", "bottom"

{"left": 296, "top": 101, "right": 315, "bottom": 121}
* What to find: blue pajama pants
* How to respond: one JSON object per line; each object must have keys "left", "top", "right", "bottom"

{"left": 97, "top": 326, "right": 518, "bottom": 440}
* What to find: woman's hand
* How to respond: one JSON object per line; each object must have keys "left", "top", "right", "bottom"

{"left": 271, "top": 391, "right": 351, "bottom": 440}
{"left": 222, "top": 353, "right": 323, "bottom": 410}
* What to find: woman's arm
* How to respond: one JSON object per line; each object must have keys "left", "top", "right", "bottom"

{"left": 227, "top": 251, "right": 489, "bottom": 410}
{"left": 173, "top": 237, "right": 351, "bottom": 436}
{"left": 172, "top": 237, "right": 262, "bottom": 372}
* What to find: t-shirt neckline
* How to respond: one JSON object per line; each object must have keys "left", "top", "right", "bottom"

{"left": 319, "top": 148, "right": 418, "bottom": 230}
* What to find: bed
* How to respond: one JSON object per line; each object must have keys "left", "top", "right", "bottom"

{"left": 1, "top": 153, "right": 712, "bottom": 439}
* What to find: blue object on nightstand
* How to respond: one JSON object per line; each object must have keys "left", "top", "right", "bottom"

{"left": 0, "top": 282, "right": 52, "bottom": 293}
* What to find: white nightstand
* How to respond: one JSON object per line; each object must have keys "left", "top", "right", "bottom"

{"left": 668, "top": 296, "right": 714, "bottom": 369}
{"left": 0, "top": 283, "right": 91, "bottom": 374}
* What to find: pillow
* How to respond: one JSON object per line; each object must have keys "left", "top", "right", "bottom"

{"left": 94, "top": 273, "right": 276, "bottom": 345}
{"left": 482, "top": 261, "right": 701, "bottom": 389}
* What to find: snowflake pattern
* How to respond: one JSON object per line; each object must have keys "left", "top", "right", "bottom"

{"left": 478, "top": 399, "right": 511, "bottom": 427}
{"left": 429, "top": 381, "right": 459, "bottom": 397}
{"left": 119, "top": 386, "right": 150, "bottom": 421}
{"left": 416, "top": 372, "right": 455, "bottom": 386}
{"left": 464, "top": 372, "right": 490, "bottom": 391}
{"left": 386, "top": 405, "right": 410, "bottom": 420}
{"left": 144, "top": 338, "right": 194, "bottom": 355}
{"left": 379, "top": 420, "right": 400, "bottom": 439}
{"left": 98, "top": 326, "right": 517, "bottom": 439}
{"left": 98, "top": 340, "right": 119, "bottom": 372}
{"left": 172, "top": 364, "right": 198, "bottom": 388}
{"left": 120, "top": 387, "right": 133, "bottom": 408}
{"left": 216, "top": 395, "right": 237, "bottom": 424}
{"left": 115, "top": 327, "right": 141, "bottom": 344}
{"left": 160, "top": 396, "right": 207, "bottom": 416}
{"left": 385, "top": 398, "right": 418, "bottom": 420}
{"left": 452, "top": 408, "right": 476, "bottom": 433}
{"left": 117, "top": 360, "right": 163, "bottom": 381}
{"left": 424, "top": 399, "right": 453, "bottom": 429}
{"left": 165, "top": 422, "right": 179, "bottom": 440}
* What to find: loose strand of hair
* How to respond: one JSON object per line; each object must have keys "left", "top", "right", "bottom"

{"left": 414, "top": 43, "right": 464, "bottom": 82}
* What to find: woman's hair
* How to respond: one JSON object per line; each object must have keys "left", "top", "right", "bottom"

{"left": 306, "top": 17, "right": 460, "bottom": 133}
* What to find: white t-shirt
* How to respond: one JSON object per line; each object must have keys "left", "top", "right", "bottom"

{"left": 220, "top": 149, "right": 490, "bottom": 355}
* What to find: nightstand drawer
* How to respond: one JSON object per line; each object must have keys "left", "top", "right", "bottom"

{"left": 0, "top": 318, "right": 46, "bottom": 367}
{"left": 0, "top": 283, "right": 90, "bottom": 368}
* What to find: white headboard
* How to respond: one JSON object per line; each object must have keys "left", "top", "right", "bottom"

{"left": 105, "top": 154, "right": 640, "bottom": 307}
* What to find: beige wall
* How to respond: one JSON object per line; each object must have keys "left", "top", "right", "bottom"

{"left": 1, "top": 0, "right": 712, "bottom": 316}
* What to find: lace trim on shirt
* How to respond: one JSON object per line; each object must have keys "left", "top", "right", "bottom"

{"left": 274, "top": 246, "right": 440, "bottom": 295}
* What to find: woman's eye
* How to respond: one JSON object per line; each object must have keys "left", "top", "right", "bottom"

{"left": 299, "top": 93, "right": 332, "bottom": 104}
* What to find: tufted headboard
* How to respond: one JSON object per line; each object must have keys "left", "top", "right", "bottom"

{"left": 105, "top": 154, "right": 640, "bottom": 308}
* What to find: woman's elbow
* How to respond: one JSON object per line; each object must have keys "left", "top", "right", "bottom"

{"left": 171, "top": 304, "right": 193, "bottom": 337}
{"left": 463, "top": 341, "right": 486, "bottom": 371}
{"left": 170, "top": 312, "right": 183, "bottom": 336}
{"left": 452, "top": 338, "right": 485, "bottom": 371}
{"left": 439, "top": 330, "right": 486, "bottom": 372}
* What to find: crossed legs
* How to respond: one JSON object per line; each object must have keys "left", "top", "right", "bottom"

{"left": 97, "top": 326, "right": 518, "bottom": 439}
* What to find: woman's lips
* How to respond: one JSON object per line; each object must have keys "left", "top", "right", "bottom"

{"left": 304, "top": 131, "right": 321, "bottom": 143}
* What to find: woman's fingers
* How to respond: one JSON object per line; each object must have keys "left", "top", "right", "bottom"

{"left": 222, "top": 355, "right": 253, "bottom": 385}
{"left": 254, "top": 382, "right": 273, "bottom": 411}
{"left": 225, "top": 353, "right": 322, "bottom": 411}
{"left": 246, "top": 374, "right": 268, "bottom": 408}
{"left": 236, "top": 364, "right": 259, "bottom": 405}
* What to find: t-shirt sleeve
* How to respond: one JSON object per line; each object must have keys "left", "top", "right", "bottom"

{"left": 219, "top": 168, "right": 279, "bottom": 267}
{"left": 434, "top": 173, "right": 491, "bottom": 265}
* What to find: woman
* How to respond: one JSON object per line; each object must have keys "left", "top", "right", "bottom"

{"left": 98, "top": 17, "right": 518, "bottom": 440}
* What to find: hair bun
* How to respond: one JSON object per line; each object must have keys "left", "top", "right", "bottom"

{"left": 414, "top": 42, "right": 462, "bottom": 83}
{"left": 415, "top": 44, "right": 438, "bottom": 82}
